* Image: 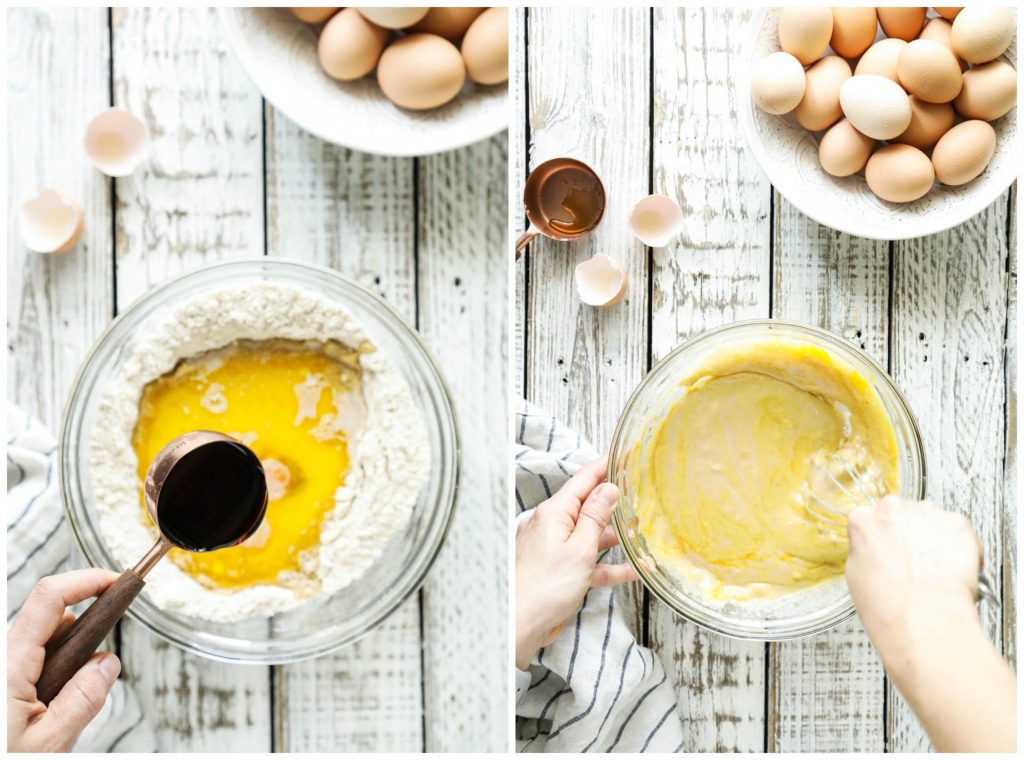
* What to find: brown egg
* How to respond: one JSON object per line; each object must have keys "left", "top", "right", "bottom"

{"left": 408, "top": 7, "right": 484, "bottom": 42}
{"left": 318, "top": 8, "right": 390, "bottom": 82}
{"left": 918, "top": 18, "right": 967, "bottom": 71}
{"left": 855, "top": 38, "right": 908, "bottom": 81}
{"left": 830, "top": 7, "right": 878, "bottom": 59}
{"left": 877, "top": 7, "right": 927, "bottom": 41}
{"left": 954, "top": 61, "right": 1018, "bottom": 121}
{"left": 897, "top": 40, "right": 963, "bottom": 103}
{"left": 951, "top": 6, "right": 1015, "bottom": 64}
{"left": 357, "top": 7, "right": 430, "bottom": 30}
{"left": 865, "top": 144, "right": 935, "bottom": 202}
{"left": 461, "top": 7, "right": 509, "bottom": 85}
{"left": 290, "top": 7, "right": 338, "bottom": 24}
{"left": 933, "top": 7, "right": 963, "bottom": 20}
{"left": 893, "top": 97, "right": 955, "bottom": 150}
{"left": 931, "top": 119, "right": 996, "bottom": 184}
{"left": 795, "top": 55, "right": 852, "bottom": 131}
{"left": 377, "top": 34, "right": 466, "bottom": 110}
{"left": 818, "top": 119, "right": 875, "bottom": 176}
{"left": 778, "top": 7, "right": 834, "bottom": 65}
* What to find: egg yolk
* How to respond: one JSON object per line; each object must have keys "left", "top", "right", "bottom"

{"left": 132, "top": 339, "right": 366, "bottom": 589}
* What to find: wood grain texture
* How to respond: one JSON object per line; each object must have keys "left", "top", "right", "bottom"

{"left": 647, "top": 8, "right": 771, "bottom": 752}
{"left": 888, "top": 194, "right": 1009, "bottom": 752}
{"left": 6, "top": 7, "right": 113, "bottom": 431}
{"left": 523, "top": 6, "right": 650, "bottom": 451}
{"left": 769, "top": 198, "right": 888, "bottom": 752}
{"left": 264, "top": 104, "right": 424, "bottom": 752}
{"left": 273, "top": 602, "right": 424, "bottom": 752}
{"left": 418, "top": 135, "right": 509, "bottom": 752}
{"left": 513, "top": 7, "right": 528, "bottom": 399}
{"left": 111, "top": 6, "right": 264, "bottom": 306}
{"left": 1005, "top": 183, "right": 1017, "bottom": 668}
{"left": 110, "top": 8, "right": 271, "bottom": 751}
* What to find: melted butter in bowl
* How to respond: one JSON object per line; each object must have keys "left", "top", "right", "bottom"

{"left": 625, "top": 334, "right": 900, "bottom": 606}
{"left": 133, "top": 339, "right": 369, "bottom": 591}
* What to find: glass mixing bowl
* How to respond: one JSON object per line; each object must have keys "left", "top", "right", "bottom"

{"left": 609, "top": 320, "right": 925, "bottom": 640}
{"left": 60, "top": 258, "right": 459, "bottom": 663}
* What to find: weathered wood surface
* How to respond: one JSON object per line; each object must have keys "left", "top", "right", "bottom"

{"left": 649, "top": 7, "right": 770, "bottom": 752}
{"left": 8, "top": 6, "right": 506, "bottom": 752}
{"left": 517, "top": 6, "right": 1017, "bottom": 753}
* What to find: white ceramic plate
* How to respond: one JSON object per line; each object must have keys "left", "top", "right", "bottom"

{"left": 219, "top": 8, "right": 508, "bottom": 157}
{"left": 739, "top": 8, "right": 1017, "bottom": 240}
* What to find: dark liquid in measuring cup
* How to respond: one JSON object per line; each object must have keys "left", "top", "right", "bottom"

{"left": 538, "top": 166, "right": 605, "bottom": 235}
{"left": 157, "top": 441, "right": 267, "bottom": 552}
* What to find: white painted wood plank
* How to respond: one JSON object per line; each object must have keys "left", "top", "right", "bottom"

{"left": 647, "top": 8, "right": 771, "bottom": 751}
{"left": 6, "top": 7, "right": 113, "bottom": 431}
{"left": 523, "top": 6, "right": 650, "bottom": 451}
{"left": 111, "top": 6, "right": 264, "bottom": 305}
{"left": 513, "top": 7, "right": 527, "bottom": 399}
{"left": 263, "top": 105, "right": 423, "bottom": 752}
{"left": 888, "top": 195, "right": 1009, "bottom": 752}
{"left": 272, "top": 602, "right": 424, "bottom": 752}
{"left": 110, "top": 8, "right": 270, "bottom": 751}
{"left": 1004, "top": 183, "right": 1017, "bottom": 668}
{"left": 769, "top": 199, "right": 888, "bottom": 752}
{"left": 418, "top": 135, "right": 509, "bottom": 752}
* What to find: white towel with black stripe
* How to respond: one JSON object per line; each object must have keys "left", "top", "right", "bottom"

{"left": 7, "top": 404, "right": 157, "bottom": 753}
{"left": 514, "top": 399, "right": 684, "bottom": 753}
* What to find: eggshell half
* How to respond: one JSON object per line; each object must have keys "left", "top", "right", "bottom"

{"left": 83, "top": 107, "right": 149, "bottom": 177}
{"left": 575, "top": 254, "right": 628, "bottom": 307}
{"left": 19, "top": 189, "right": 84, "bottom": 254}
{"left": 629, "top": 195, "right": 684, "bottom": 247}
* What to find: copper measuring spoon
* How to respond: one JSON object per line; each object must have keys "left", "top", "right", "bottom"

{"left": 35, "top": 431, "right": 267, "bottom": 705}
{"left": 515, "top": 157, "right": 606, "bottom": 259}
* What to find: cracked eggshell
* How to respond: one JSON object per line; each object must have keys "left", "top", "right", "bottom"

{"left": 83, "top": 107, "right": 149, "bottom": 177}
{"left": 630, "top": 195, "right": 684, "bottom": 248}
{"left": 19, "top": 189, "right": 84, "bottom": 254}
{"left": 575, "top": 254, "right": 628, "bottom": 307}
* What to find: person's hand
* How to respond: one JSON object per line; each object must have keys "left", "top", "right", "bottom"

{"left": 846, "top": 496, "right": 1016, "bottom": 752}
{"left": 515, "top": 456, "right": 639, "bottom": 670}
{"left": 845, "top": 495, "right": 983, "bottom": 671}
{"left": 8, "top": 569, "right": 122, "bottom": 753}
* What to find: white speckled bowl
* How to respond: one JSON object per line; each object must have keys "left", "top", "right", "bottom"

{"left": 219, "top": 8, "right": 507, "bottom": 157}
{"left": 740, "top": 8, "right": 1017, "bottom": 240}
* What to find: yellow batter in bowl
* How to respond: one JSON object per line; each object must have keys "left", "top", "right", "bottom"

{"left": 628, "top": 336, "right": 899, "bottom": 603}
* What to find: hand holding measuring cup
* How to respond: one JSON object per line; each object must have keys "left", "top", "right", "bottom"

{"left": 32, "top": 431, "right": 268, "bottom": 705}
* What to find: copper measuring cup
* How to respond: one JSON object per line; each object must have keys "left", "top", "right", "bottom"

{"left": 35, "top": 431, "right": 267, "bottom": 705}
{"left": 515, "top": 157, "right": 606, "bottom": 259}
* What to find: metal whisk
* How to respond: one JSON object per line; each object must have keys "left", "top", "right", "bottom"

{"left": 804, "top": 457, "right": 998, "bottom": 606}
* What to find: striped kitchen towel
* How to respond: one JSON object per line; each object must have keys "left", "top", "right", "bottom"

{"left": 514, "top": 399, "right": 684, "bottom": 752}
{"left": 7, "top": 404, "right": 157, "bottom": 753}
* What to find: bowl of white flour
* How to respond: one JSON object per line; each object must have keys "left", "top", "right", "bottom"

{"left": 60, "top": 258, "right": 459, "bottom": 662}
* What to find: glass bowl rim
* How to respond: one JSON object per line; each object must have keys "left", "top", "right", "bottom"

{"left": 609, "top": 317, "right": 927, "bottom": 641}
{"left": 59, "top": 257, "right": 461, "bottom": 662}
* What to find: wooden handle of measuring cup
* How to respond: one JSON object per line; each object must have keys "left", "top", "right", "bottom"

{"left": 35, "top": 569, "right": 146, "bottom": 706}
